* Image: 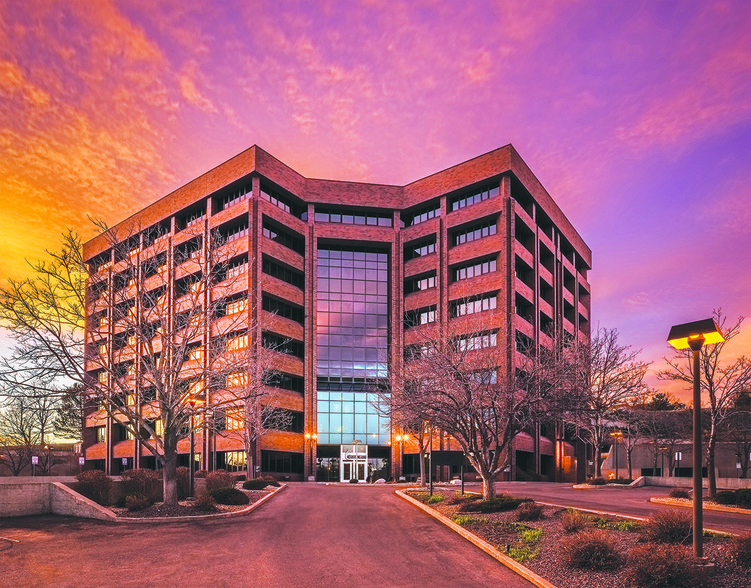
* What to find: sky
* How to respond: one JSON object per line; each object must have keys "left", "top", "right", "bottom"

{"left": 1, "top": 0, "right": 750, "bottom": 401}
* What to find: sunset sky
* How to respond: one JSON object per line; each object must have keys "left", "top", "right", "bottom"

{"left": 1, "top": 0, "right": 750, "bottom": 399}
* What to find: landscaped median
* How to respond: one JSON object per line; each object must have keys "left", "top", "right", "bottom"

{"left": 396, "top": 488, "right": 751, "bottom": 588}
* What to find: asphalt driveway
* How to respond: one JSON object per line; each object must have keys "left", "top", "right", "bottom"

{"left": 1, "top": 484, "right": 534, "bottom": 588}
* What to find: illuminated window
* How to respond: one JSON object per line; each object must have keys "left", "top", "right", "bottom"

{"left": 98, "top": 371, "right": 107, "bottom": 384}
{"left": 226, "top": 408, "right": 244, "bottom": 430}
{"left": 226, "top": 371, "right": 249, "bottom": 387}
{"left": 226, "top": 258, "right": 248, "bottom": 280}
{"left": 98, "top": 343, "right": 107, "bottom": 356}
{"left": 127, "top": 334, "right": 137, "bottom": 346}
{"left": 226, "top": 333, "right": 248, "bottom": 351}
{"left": 96, "top": 427, "right": 106, "bottom": 443}
{"left": 99, "top": 315, "right": 108, "bottom": 327}
{"left": 188, "top": 345, "right": 203, "bottom": 361}
{"left": 225, "top": 297, "right": 248, "bottom": 315}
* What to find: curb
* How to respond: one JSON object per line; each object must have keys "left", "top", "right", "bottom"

{"left": 109, "top": 484, "right": 286, "bottom": 524}
{"left": 395, "top": 489, "right": 557, "bottom": 588}
{"left": 649, "top": 497, "right": 751, "bottom": 517}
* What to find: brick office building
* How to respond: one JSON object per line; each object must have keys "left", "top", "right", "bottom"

{"left": 82, "top": 144, "right": 591, "bottom": 482}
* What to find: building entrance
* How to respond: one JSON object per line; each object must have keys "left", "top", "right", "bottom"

{"left": 340, "top": 443, "right": 368, "bottom": 483}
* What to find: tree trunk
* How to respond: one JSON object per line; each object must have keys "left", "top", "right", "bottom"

{"left": 481, "top": 474, "right": 496, "bottom": 499}
{"left": 162, "top": 452, "right": 178, "bottom": 506}
{"left": 594, "top": 444, "right": 602, "bottom": 478}
{"left": 418, "top": 447, "right": 426, "bottom": 486}
{"left": 626, "top": 449, "right": 633, "bottom": 480}
{"left": 706, "top": 435, "right": 717, "bottom": 499}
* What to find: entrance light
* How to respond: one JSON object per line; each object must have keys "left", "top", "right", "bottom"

{"left": 666, "top": 318, "right": 723, "bottom": 560}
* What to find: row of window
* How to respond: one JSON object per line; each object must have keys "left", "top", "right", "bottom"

{"left": 404, "top": 238, "right": 436, "bottom": 261}
{"left": 455, "top": 331, "right": 498, "bottom": 351}
{"left": 263, "top": 220, "right": 304, "bottom": 254}
{"left": 262, "top": 257, "right": 304, "bottom": 289}
{"left": 314, "top": 209, "right": 392, "bottom": 227}
{"left": 404, "top": 273, "right": 436, "bottom": 294}
{"left": 404, "top": 305, "right": 436, "bottom": 327}
{"left": 453, "top": 219, "right": 497, "bottom": 246}
{"left": 261, "top": 185, "right": 307, "bottom": 220}
{"left": 453, "top": 258, "right": 497, "bottom": 282}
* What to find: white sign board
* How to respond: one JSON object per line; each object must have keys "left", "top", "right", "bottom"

{"left": 31, "top": 456, "right": 39, "bottom": 465}
{"left": 79, "top": 457, "right": 85, "bottom": 466}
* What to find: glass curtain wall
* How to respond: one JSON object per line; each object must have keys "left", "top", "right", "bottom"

{"left": 316, "top": 246, "right": 390, "bottom": 446}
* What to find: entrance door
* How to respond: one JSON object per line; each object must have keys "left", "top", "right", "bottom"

{"left": 340, "top": 444, "right": 368, "bottom": 483}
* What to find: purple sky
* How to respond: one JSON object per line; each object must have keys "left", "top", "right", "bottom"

{"left": 1, "top": 0, "right": 750, "bottom": 399}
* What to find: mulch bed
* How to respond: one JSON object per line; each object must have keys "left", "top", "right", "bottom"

{"left": 111, "top": 488, "right": 272, "bottom": 518}
{"left": 408, "top": 489, "right": 750, "bottom": 588}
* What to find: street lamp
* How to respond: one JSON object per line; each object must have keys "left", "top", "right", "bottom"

{"left": 668, "top": 318, "right": 724, "bottom": 559}
{"left": 304, "top": 432, "right": 317, "bottom": 481}
{"left": 352, "top": 439, "right": 362, "bottom": 482}
{"left": 395, "top": 433, "right": 409, "bottom": 480}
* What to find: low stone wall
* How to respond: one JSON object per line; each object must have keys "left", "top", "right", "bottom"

{"left": 1, "top": 477, "right": 113, "bottom": 520}
{"left": 643, "top": 476, "right": 750, "bottom": 490}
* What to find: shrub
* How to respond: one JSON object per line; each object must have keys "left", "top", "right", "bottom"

{"left": 451, "top": 515, "right": 486, "bottom": 526}
{"left": 728, "top": 532, "right": 751, "bottom": 567}
{"left": 447, "top": 492, "right": 481, "bottom": 505}
{"left": 176, "top": 467, "right": 190, "bottom": 499}
{"left": 516, "top": 502, "right": 544, "bottom": 521}
{"left": 668, "top": 488, "right": 690, "bottom": 500}
{"left": 205, "top": 470, "right": 236, "bottom": 492}
{"left": 463, "top": 495, "right": 532, "bottom": 513}
{"left": 125, "top": 493, "right": 151, "bottom": 511}
{"left": 520, "top": 528, "right": 543, "bottom": 545}
{"left": 193, "top": 493, "right": 218, "bottom": 512}
{"left": 734, "top": 488, "right": 751, "bottom": 509}
{"left": 715, "top": 490, "right": 736, "bottom": 505}
{"left": 641, "top": 510, "right": 692, "bottom": 544}
{"left": 120, "top": 468, "right": 161, "bottom": 502}
{"left": 506, "top": 545, "right": 539, "bottom": 563}
{"left": 75, "top": 470, "right": 113, "bottom": 506}
{"left": 626, "top": 543, "right": 708, "bottom": 588}
{"left": 589, "top": 477, "right": 607, "bottom": 486}
{"left": 195, "top": 469, "right": 208, "bottom": 478}
{"left": 349, "top": 478, "right": 359, "bottom": 484}
{"left": 559, "top": 529, "right": 622, "bottom": 570}
{"left": 262, "top": 476, "right": 280, "bottom": 486}
{"left": 207, "top": 487, "right": 250, "bottom": 506}
{"left": 426, "top": 494, "right": 445, "bottom": 504}
{"left": 614, "top": 520, "right": 641, "bottom": 532}
{"left": 561, "top": 509, "right": 591, "bottom": 534}
{"left": 243, "top": 479, "right": 271, "bottom": 490}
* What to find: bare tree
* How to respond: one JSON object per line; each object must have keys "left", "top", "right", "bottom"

{"left": 0, "top": 224, "right": 279, "bottom": 504}
{"left": 724, "top": 390, "right": 751, "bottom": 478}
{"left": 0, "top": 390, "right": 61, "bottom": 475}
{"left": 642, "top": 409, "right": 691, "bottom": 477}
{"left": 571, "top": 327, "right": 650, "bottom": 478}
{"left": 614, "top": 390, "right": 651, "bottom": 480}
{"left": 658, "top": 309, "right": 751, "bottom": 498}
{"left": 383, "top": 308, "right": 580, "bottom": 499}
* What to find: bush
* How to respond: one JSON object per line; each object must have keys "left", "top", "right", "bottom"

{"left": 349, "top": 478, "right": 359, "bottom": 484}
{"left": 641, "top": 510, "right": 692, "bottom": 544}
{"left": 120, "top": 468, "right": 161, "bottom": 503}
{"left": 195, "top": 469, "right": 208, "bottom": 478}
{"left": 243, "top": 479, "right": 270, "bottom": 490}
{"left": 589, "top": 477, "right": 607, "bottom": 486}
{"left": 176, "top": 467, "right": 190, "bottom": 499}
{"left": 561, "top": 509, "right": 591, "bottom": 534}
{"left": 75, "top": 470, "right": 113, "bottom": 506}
{"left": 516, "top": 502, "right": 544, "bottom": 521}
{"left": 205, "top": 470, "right": 236, "bottom": 492}
{"left": 559, "top": 529, "right": 622, "bottom": 570}
{"left": 125, "top": 493, "right": 152, "bottom": 511}
{"left": 262, "top": 476, "right": 281, "bottom": 487}
{"left": 193, "top": 493, "right": 218, "bottom": 512}
{"left": 462, "top": 494, "right": 532, "bottom": 513}
{"left": 728, "top": 532, "right": 751, "bottom": 567}
{"left": 715, "top": 490, "right": 736, "bottom": 505}
{"left": 626, "top": 543, "right": 708, "bottom": 588}
{"left": 207, "top": 487, "right": 250, "bottom": 506}
{"left": 451, "top": 514, "right": 486, "bottom": 526}
{"left": 669, "top": 488, "right": 690, "bottom": 500}
{"left": 426, "top": 494, "right": 445, "bottom": 504}
{"left": 447, "top": 492, "right": 481, "bottom": 505}
{"left": 734, "top": 488, "right": 751, "bottom": 509}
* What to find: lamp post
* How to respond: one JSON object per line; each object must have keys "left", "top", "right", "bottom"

{"left": 667, "top": 318, "right": 724, "bottom": 559}
{"left": 304, "top": 432, "right": 317, "bottom": 481}
{"left": 189, "top": 399, "right": 196, "bottom": 498}
{"left": 352, "top": 439, "right": 361, "bottom": 482}
{"left": 395, "top": 433, "right": 408, "bottom": 480}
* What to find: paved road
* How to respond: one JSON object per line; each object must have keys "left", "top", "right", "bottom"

{"left": 483, "top": 481, "right": 751, "bottom": 535}
{"left": 0, "top": 484, "right": 534, "bottom": 588}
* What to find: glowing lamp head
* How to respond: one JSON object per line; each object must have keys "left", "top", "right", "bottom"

{"left": 667, "top": 318, "right": 724, "bottom": 350}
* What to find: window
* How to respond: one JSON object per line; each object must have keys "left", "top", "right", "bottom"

{"left": 226, "top": 257, "right": 248, "bottom": 280}
{"left": 404, "top": 305, "right": 437, "bottom": 328}
{"left": 217, "top": 183, "right": 251, "bottom": 211}
{"left": 314, "top": 208, "right": 392, "bottom": 227}
{"left": 226, "top": 407, "right": 244, "bottom": 430}
{"left": 404, "top": 272, "right": 436, "bottom": 295}
{"left": 226, "top": 333, "right": 249, "bottom": 351}
{"left": 224, "top": 221, "right": 249, "bottom": 242}
{"left": 98, "top": 342, "right": 107, "bottom": 356}
{"left": 262, "top": 295, "right": 304, "bottom": 324}
{"left": 226, "top": 371, "right": 249, "bottom": 387}
{"left": 262, "top": 332, "right": 304, "bottom": 359}
{"left": 261, "top": 185, "right": 307, "bottom": 220}
{"left": 98, "top": 371, "right": 107, "bottom": 384}
{"left": 455, "top": 331, "right": 498, "bottom": 351}
{"left": 452, "top": 219, "right": 497, "bottom": 246}
{"left": 96, "top": 427, "right": 106, "bottom": 443}
{"left": 267, "top": 372, "right": 304, "bottom": 393}
{"left": 224, "top": 296, "right": 248, "bottom": 316}
{"left": 452, "top": 257, "right": 497, "bottom": 282}
{"left": 262, "top": 257, "right": 304, "bottom": 289}
{"left": 404, "top": 237, "right": 436, "bottom": 261}
{"left": 404, "top": 343, "right": 435, "bottom": 361}
{"left": 262, "top": 408, "right": 304, "bottom": 433}
{"left": 451, "top": 293, "right": 497, "bottom": 317}
{"left": 450, "top": 183, "right": 499, "bottom": 212}
{"left": 261, "top": 450, "right": 303, "bottom": 474}
{"left": 187, "top": 344, "right": 203, "bottom": 361}
{"left": 263, "top": 220, "right": 304, "bottom": 254}
{"left": 403, "top": 202, "right": 440, "bottom": 227}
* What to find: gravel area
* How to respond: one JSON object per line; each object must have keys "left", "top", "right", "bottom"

{"left": 110, "top": 488, "right": 272, "bottom": 518}
{"left": 408, "top": 489, "right": 750, "bottom": 588}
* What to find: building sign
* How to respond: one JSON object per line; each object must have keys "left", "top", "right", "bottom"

{"left": 31, "top": 456, "right": 39, "bottom": 465}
